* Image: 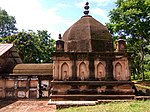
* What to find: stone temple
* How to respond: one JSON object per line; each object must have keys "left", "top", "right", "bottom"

{"left": 50, "top": 2, "right": 134, "bottom": 101}
{"left": 0, "top": 2, "right": 135, "bottom": 101}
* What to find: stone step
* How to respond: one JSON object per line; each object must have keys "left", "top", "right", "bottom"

{"left": 51, "top": 81, "right": 134, "bottom": 86}
{"left": 50, "top": 94, "right": 135, "bottom": 101}
{"left": 135, "top": 96, "right": 150, "bottom": 100}
{"left": 51, "top": 89, "right": 134, "bottom": 95}
{"left": 48, "top": 99, "right": 135, "bottom": 107}
{"left": 48, "top": 100, "right": 97, "bottom": 106}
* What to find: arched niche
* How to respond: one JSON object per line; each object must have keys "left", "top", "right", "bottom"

{"left": 61, "top": 63, "right": 69, "bottom": 80}
{"left": 115, "top": 62, "right": 122, "bottom": 80}
{"left": 96, "top": 62, "right": 105, "bottom": 80}
{"left": 79, "top": 62, "right": 87, "bottom": 81}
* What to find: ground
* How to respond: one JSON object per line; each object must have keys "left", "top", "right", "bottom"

{"left": 0, "top": 100, "right": 56, "bottom": 112}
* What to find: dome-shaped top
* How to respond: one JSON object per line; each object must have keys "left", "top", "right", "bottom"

{"left": 62, "top": 2, "right": 113, "bottom": 52}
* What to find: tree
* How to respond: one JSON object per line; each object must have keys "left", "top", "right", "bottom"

{"left": 35, "top": 30, "right": 55, "bottom": 63}
{"left": 0, "top": 8, "right": 17, "bottom": 38}
{"left": 106, "top": 0, "right": 150, "bottom": 81}
{"left": 0, "top": 30, "right": 55, "bottom": 63}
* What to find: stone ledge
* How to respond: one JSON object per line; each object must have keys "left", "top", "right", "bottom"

{"left": 50, "top": 94, "right": 135, "bottom": 101}
{"left": 135, "top": 96, "right": 150, "bottom": 100}
{"left": 51, "top": 81, "right": 133, "bottom": 85}
{"left": 48, "top": 100, "right": 97, "bottom": 106}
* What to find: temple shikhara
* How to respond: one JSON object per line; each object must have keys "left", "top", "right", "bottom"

{"left": 0, "top": 2, "right": 135, "bottom": 103}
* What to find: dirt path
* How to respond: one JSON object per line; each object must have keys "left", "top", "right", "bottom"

{"left": 0, "top": 100, "right": 56, "bottom": 112}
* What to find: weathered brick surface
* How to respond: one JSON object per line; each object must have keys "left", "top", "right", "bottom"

{"left": 0, "top": 100, "right": 56, "bottom": 112}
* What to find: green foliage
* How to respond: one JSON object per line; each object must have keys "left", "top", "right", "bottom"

{"left": 0, "top": 30, "right": 55, "bottom": 63}
{"left": 106, "top": 0, "right": 150, "bottom": 80}
{"left": 57, "top": 101, "right": 150, "bottom": 112}
{"left": 0, "top": 8, "right": 17, "bottom": 38}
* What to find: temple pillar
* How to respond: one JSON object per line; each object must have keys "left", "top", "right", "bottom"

{"left": 89, "top": 56, "right": 95, "bottom": 80}
{"left": 105, "top": 58, "right": 113, "bottom": 81}
{"left": 72, "top": 59, "right": 77, "bottom": 80}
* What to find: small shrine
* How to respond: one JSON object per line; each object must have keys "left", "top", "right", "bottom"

{"left": 50, "top": 2, "right": 135, "bottom": 101}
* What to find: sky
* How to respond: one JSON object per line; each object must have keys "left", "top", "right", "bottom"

{"left": 0, "top": 0, "right": 117, "bottom": 40}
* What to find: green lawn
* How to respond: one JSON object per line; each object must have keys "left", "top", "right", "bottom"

{"left": 57, "top": 100, "right": 150, "bottom": 112}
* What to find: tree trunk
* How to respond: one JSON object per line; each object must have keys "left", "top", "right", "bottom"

{"left": 141, "top": 65, "right": 145, "bottom": 81}
{"left": 141, "top": 45, "right": 145, "bottom": 81}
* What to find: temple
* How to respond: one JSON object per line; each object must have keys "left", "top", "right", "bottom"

{"left": 50, "top": 2, "right": 134, "bottom": 101}
{"left": 0, "top": 2, "right": 135, "bottom": 101}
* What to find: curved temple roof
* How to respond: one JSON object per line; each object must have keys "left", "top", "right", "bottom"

{"left": 62, "top": 3, "right": 113, "bottom": 52}
{"left": 12, "top": 64, "right": 53, "bottom": 76}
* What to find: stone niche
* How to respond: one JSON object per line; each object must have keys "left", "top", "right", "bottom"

{"left": 53, "top": 56, "right": 72, "bottom": 80}
{"left": 94, "top": 61, "right": 106, "bottom": 80}
{"left": 113, "top": 57, "right": 130, "bottom": 81}
{"left": 77, "top": 61, "right": 89, "bottom": 80}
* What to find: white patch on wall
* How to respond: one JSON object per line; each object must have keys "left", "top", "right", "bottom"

{"left": 41, "top": 80, "right": 49, "bottom": 89}
{"left": 18, "top": 91, "right": 26, "bottom": 98}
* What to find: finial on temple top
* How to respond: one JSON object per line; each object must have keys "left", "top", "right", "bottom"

{"left": 83, "top": 2, "right": 90, "bottom": 16}
{"left": 59, "top": 34, "right": 62, "bottom": 39}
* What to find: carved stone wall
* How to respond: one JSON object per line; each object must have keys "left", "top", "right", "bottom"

{"left": 115, "top": 62, "right": 122, "bottom": 80}
{"left": 0, "top": 76, "right": 52, "bottom": 99}
{"left": 77, "top": 61, "right": 89, "bottom": 80}
{"left": 61, "top": 62, "right": 69, "bottom": 80}
{"left": 113, "top": 57, "right": 130, "bottom": 80}
{"left": 94, "top": 61, "right": 106, "bottom": 80}
{"left": 53, "top": 60, "right": 72, "bottom": 80}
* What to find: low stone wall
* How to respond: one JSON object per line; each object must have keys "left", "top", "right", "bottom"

{"left": 0, "top": 75, "right": 52, "bottom": 99}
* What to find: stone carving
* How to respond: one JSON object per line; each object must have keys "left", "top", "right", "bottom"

{"left": 77, "top": 54, "right": 88, "bottom": 60}
{"left": 115, "top": 62, "right": 122, "bottom": 80}
{"left": 97, "top": 62, "right": 105, "bottom": 80}
{"left": 79, "top": 62, "right": 87, "bottom": 81}
{"left": 61, "top": 63, "right": 69, "bottom": 80}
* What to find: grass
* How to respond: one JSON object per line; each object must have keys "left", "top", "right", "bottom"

{"left": 57, "top": 100, "right": 150, "bottom": 112}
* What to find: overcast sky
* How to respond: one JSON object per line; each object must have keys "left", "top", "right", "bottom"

{"left": 0, "top": 0, "right": 116, "bottom": 39}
